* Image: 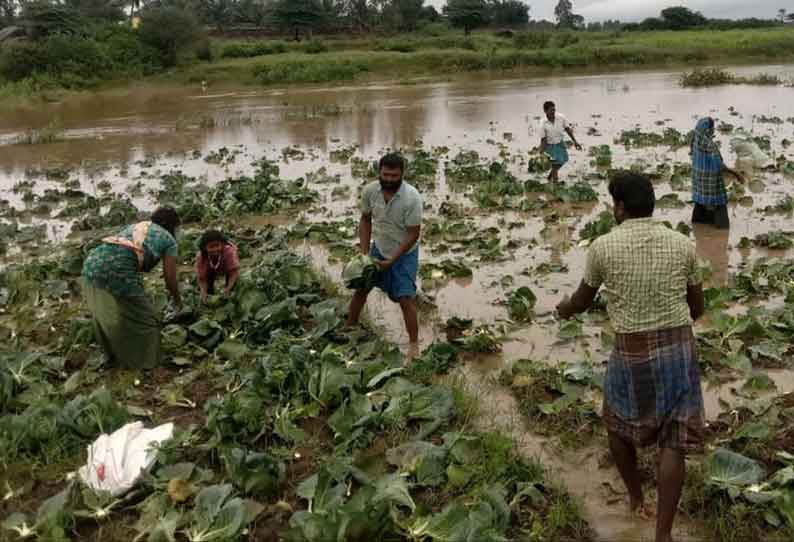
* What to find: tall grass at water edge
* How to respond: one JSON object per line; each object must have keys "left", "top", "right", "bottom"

{"left": 186, "top": 28, "right": 794, "bottom": 87}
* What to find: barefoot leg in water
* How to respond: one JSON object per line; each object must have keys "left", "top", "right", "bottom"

{"left": 656, "top": 447, "right": 685, "bottom": 542}
{"left": 608, "top": 431, "right": 645, "bottom": 515}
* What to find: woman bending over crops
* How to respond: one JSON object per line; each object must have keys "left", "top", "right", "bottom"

{"left": 82, "top": 206, "right": 182, "bottom": 369}
{"left": 195, "top": 230, "right": 240, "bottom": 304}
{"left": 690, "top": 117, "right": 744, "bottom": 229}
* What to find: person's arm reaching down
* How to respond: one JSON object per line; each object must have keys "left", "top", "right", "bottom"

{"left": 359, "top": 213, "right": 372, "bottom": 255}
{"left": 556, "top": 281, "right": 599, "bottom": 319}
{"left": 163, "top": 255, "right": 182, "bottom": 310}
{"left": 565, "top": 126, "right": 582, "bottom": 151}
{"left": 224, "top": 268, "right": 240, "bottom": 297}
{"left": 687, "top": 283, "right": 705, "bottom": 321}
{"left": 375, "top": 226, "right": 420, "bottom": 270}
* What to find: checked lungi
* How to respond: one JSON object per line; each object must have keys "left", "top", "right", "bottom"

{"left": 602, "top": 326, "right": 705, "bottom": 454}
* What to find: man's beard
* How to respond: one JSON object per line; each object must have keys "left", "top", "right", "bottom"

{"left": 380, "top": 179, "right": 402, "bottom": 192}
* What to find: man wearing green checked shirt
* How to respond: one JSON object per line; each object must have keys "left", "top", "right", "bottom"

{"left": 556, "top": 171, "right": 706, "bottom": 542}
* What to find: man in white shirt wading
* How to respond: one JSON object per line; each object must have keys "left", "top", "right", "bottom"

{"left": 346, "top": 153, "right": 423, "bottom": 345}
{"left": 540, "top": 100, "right": 582, "bottom": 182}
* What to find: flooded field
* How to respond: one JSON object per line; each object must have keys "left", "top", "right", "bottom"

{"left": 2, "top": 64, "right": 794, "bottom": 541}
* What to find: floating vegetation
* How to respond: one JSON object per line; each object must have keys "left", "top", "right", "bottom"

{"left": 680, "top": 68, "right": 782, "bottom": 88}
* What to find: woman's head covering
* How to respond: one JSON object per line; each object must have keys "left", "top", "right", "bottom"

{"left": 692, "top": 117, "right": 718, "bottom": 154}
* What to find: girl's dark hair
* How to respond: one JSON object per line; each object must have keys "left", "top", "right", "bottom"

{"left": 151, "top": 206, "right": 181, "bottom": 236}
{"left": 543, "top": 100, "right": 555, "bottom": 111}
{"left": 199, "top": 230, "right": 227, "bottom": 257}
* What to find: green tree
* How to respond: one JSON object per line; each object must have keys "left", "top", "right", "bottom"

{"left": 64, "top": 0, "right": 126, "bottom": 21}
{"left": 196, "top": 0, "right": 236, "bottom": 30}
{"left": 344, "top": 0, "right": 373, "bottom": 30}
{"left": 419, "top": 4, "right": 439, "bottom": 22}
{"left": 490, "top": 0, "right": 528, "bottom": 26}
{"left": 554, "top": 0, "right": 571, "bottom": 26}
{"left": 659, "top": 6, "right": 707, "bottom": 30}
{"left": 138, "top": 6, "right": 203, "bottom": 66}
{"left": 0, "top": 0, "right": 18, "bottom": 24}
{"left": 554, "top": 0, "right": 583, "bottom": 29}
{"left": 20, "top": 1, "right": 86, "bottom": 40}
{"left": 444, "top": 0, "right": 488, "bottom": 35}
{"left": 271, "top": 0, "right": 324, "bottom": 41}
{"left": 393, "top": 0, "right": 424, "bottom": 31}
{"left": 319, "top": 0, "right": 346, "bottom": 29}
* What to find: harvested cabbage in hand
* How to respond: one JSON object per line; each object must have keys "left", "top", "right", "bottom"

{"left": 342, "top": 255, "right": 379, "bottom": 290}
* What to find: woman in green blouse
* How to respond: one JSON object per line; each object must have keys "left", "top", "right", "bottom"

{"left": 82, "top": 206, "right": 182, "bottom": 369}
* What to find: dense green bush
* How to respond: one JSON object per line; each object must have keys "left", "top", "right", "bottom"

{"left": 513, "top": 32, "right": 552, "bottom": 49}
{"left": 41, "top": 35, "right": 111, "bottom": 82}
{"left": 0, "top": 43, "right": 49, "bottom": 81}
{"left": 138, "top": 7, "right": 204, "bottom": 67}
{"left": 374, "top": 40, "right": 418, "bottom": 53}
{"left": 96, "top": 25, "right": 163, "bottom": 74}
{"left": 253, "top": 59, "right": 369, "bottom": 85}
{"left": 0, "top": 24, "right": 165, "bottom": 88}
{"left": 417, "top": 21, "right": 449, "bottom": 36}
{"left": 553, "top": 32, "right": 581, "bottom": 48}
{"left": 303, "top": 39, "right": 328, "bottom": 54}
{"left": 20, "top": 0, "right": 86, "bottom": 40}
{"left": 195, "top": 38, "right": 213, "bottom": 62}
{"left": 221, "top": 41, "right": 289, "bottom": 59}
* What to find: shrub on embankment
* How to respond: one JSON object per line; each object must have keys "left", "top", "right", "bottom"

{"left": 0, "top": 5, "right": 205, "bottom": 91}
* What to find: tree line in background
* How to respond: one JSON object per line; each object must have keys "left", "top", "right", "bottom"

{"left": 1, "top": 1, "right": 790, "bottom": 37}
{"left": 0, "top": 0, "right": 791, "bottom": 93}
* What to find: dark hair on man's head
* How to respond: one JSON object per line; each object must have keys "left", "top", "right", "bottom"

{"left": 199, "top": 230, "right": 227, "bottom": 256}
{"left": 608, "top": 170, "right": 655, "bottom": 218}
{"left": 379, "top": 153, "right": 405, "bottom": 173}
{"left": 543, "top": 101, "right": 555, "bottom": 111}
{"left": 151, "top": 206, "right": 181, "bottom": 236}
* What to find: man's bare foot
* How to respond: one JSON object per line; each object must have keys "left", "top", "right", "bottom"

{"left": 405, "top": 342, "right": 420, "bottom": 362}
{"left": 630, "top": 499, "right": 654, "bottom": 520}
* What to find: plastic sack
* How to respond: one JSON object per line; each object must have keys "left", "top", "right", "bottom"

{"left": 342, "top": 254, "right": 379, "bottom": 290}
{"left": 730, "top": 138, "right": 772, "bottom": 168}
{"left": 78, "top": 421, "right": 174, "bottom": 497}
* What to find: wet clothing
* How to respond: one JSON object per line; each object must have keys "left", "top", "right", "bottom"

{"left": 691, "top": 117, "right": 730, "bottom": 228}
{"left": 82, "top": 221, "right": 177, "bottom": 369}
{"left": 545, "top": 142, "right": 569, "bottom": 167}
{"left": 539, "top": 113, "right": 571, "bottom": 145}
{"left": 602, "top": 326, "right": 705, "bottom": 453}
{"left": 369, "top": 244, "right": 419, "bottom": 302}
{"left": 196, "top": 243, "right": 240, "bottom": 293}
{"left": 584, "top": 218, "right": 700, "bottom": 334}
{"left": 82, "top": 222, "right": 177, "bottom": 298}
{"left": 83, "top": 280, "right": 162, "bottom": 369}
{"left": 361, "top": 181, "right": 422, "bottom": 259}
{"left": 692, "top": 203, "right": 729, "bottom": 230}
{"left": 691, "top": 118, "right": 727, "bottom": 206}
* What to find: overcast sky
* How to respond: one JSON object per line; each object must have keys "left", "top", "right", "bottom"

{"left": 427, "top": 1, "right": 789, "bottom": 22}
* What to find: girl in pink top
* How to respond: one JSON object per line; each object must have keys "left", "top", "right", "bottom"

{"left": 196, "top": 230, "right": 240, "bottom": 303}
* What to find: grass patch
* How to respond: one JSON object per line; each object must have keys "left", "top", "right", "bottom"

{"left": 499, "top": 359, "right": 603, "bottom": 449}
{"left": 680, "top": 67, "right": 784, "bottom": 87}
{"left": 219, "top": 40, "right": 289, "bottom": 58}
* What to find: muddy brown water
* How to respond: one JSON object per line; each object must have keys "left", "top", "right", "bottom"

{"left": 3, "top": 65, "right": 794, "bottom": 541}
